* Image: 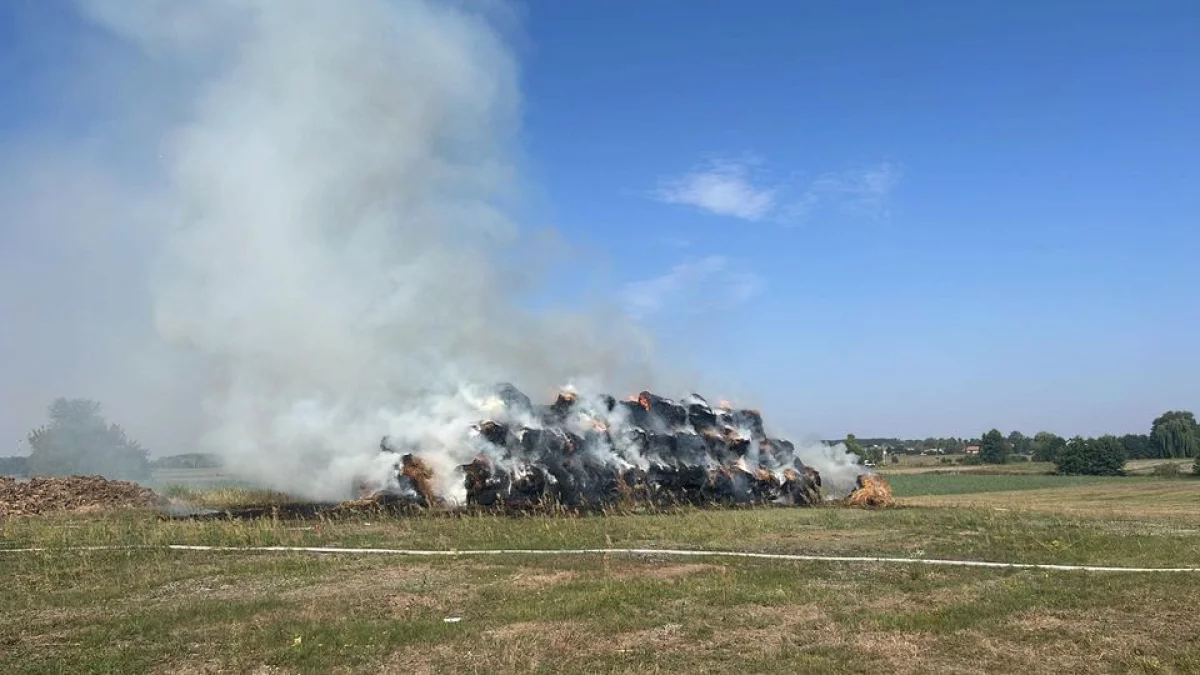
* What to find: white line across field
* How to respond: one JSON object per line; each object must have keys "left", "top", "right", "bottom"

{"left": 2, "top": 544, "right": 1198, "bottom": 573}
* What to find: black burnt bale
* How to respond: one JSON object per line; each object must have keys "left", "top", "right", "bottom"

{"left": 609, "top": 425, "right": 647, "bottom": 465}
{"left": 687, "top": 402, "right": 718, "bottom": 434}
{"left": 492, "top": 383, "right": 533, "bottom": 417}
{"left": 616, "top": 400, "right": 649, "bottom": 429}
{"left": 758, "top": 438, "right": 797, "bottom": 469}
{"left": 518, "top": 428, "right": 584, "bottom": 504}
{"left": 781, "top": 467, "right": 821, "bottom": 506}
{"left": 476, "top": 421, "right": 509, "bottom": 447}
{"left": 577, "top": 457, "right": 622, "bottom": 506}
{"left": 775, "top": 439, "right": 797, "bottom": 467}
{"left": 730, "top": 409, "right": 766, "bottom": 439}
{"left": 697, "top": 431, "right": 734, "bottom": 464}
{"left": 541, "top": 391, "right": 578, "bottom": 425}
{"left": 672, "top": 432, "right": 711, "bottom": 466}
{"left": 648, "top": 464, "right": 708, "bottom": 504}
{"left": 643, "top": 433, "right": 677, "bottom": 465}
{"left": 519, "top": 427, "right": 567, "bottom": 461}
{"left": 639, "top": 391, "right": 688, "bottom": 431}
{"left": 508, "top": 464, "right": 550, "bottom": 507}
{"left": 705, "top": 467, "right": 755, "bottom": 504}
{"left": 461, "top": 457, "right": 510, "bottom": 507}
{"left": 726, "top": 435, "right": 751, "bottom": 458}
{"left": 751, "top": 468, "right": 782, "bottom": 502}
{"left": 599, "top": 394, "right": 617, "bottom": 412}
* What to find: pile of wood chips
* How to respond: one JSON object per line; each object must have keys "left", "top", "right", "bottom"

{"left": 0, "top": 475, "right": 164, "bottom": 518}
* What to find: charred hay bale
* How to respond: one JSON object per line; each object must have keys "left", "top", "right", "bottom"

{"left": 616, "top": 399, "right": 650, "bottom": 429}
{"left": 648, "top": 464, "right": 709, "bottom": 505}
{"left": 461, "top": 457, "right": 510, "bottom": 507}
{"left": 475, "top": 420, "right": 510, "bottom": 446}
{"left": 725, "top": 435, "right": 751, "bottom": 459}
{"left": 706, "top": 467, "right": 750, "bottom": 504}
{"left": 672, "top": 432, "right": 711, "bottom": 466}
{"left": 729, "top": 409, "right": 766, "bottom": 439}
{"left": 643, "top": 433, "right": 677, "bottom": 465}
{"left": 492, "top": 382, "right": 533, "bottom": 417}
{"left": 753, "top": 468, "right": 783, "bottom": 502}
{"left": 687, "top": 403, "right": 718, "bottom": 434}
{"left": 638, "top": 391, "right": 688, "bottom": 431}
{"left": 616, "top": 467, "right": 651, "bottom": 502}
{"left": 781, "top": 467, "right": 822, "bottom": 506}
{"left": 508, "top": 464, "right": 551, "bottom": 508}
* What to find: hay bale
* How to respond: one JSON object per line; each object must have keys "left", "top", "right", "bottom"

{"left": 845, "top": 473, "right": 895, "bottom": 508}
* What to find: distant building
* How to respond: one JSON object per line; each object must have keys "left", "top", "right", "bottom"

{"left": 964, "top": 445, "right": 981, "bottom": 455}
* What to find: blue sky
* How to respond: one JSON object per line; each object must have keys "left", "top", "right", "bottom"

{"left": 1, "top": 0, "right": 1197, "bottom": 445}
{"left": 516, "top": 0, "right": 1199, "bottom": 437}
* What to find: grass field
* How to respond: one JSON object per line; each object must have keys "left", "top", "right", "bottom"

{"left": 2, "top": 473, "right": 1199, "bottom": 673}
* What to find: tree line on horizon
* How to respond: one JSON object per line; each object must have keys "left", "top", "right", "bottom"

{"left": 842, "top": 410, "right": 1199, "bottom": 476}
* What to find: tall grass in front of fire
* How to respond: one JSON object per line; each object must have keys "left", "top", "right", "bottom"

{"left": 5, "top": 474, "right": 1199, "bottom": 568}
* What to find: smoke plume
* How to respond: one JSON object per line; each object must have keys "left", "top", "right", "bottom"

{"left": 1, "top": 0, "right": 862, "bottom": 500}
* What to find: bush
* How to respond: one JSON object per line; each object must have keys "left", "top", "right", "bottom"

{"left": 1152, "top": 462, "right": 1182, "bottom": 478}
{"left": 26, "top": 398, "right": 149, "bottom": 481}
{"left": 1055, "top": 435, "right": 1125, "bottom": 476}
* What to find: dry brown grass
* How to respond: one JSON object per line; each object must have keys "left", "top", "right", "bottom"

{"left": 903, "top": 481, "right": 1200, "bottom": 520}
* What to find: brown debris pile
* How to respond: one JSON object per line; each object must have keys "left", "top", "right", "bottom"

{"left": 0, "top": 475, "right": 164, "bottom": 518}
{"left": 845, "top": 473, "right": 895, "bottom": 508}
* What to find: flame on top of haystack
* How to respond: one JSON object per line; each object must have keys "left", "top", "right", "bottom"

{"left": 845, "top": 473, "right": 895, "bottom": 508}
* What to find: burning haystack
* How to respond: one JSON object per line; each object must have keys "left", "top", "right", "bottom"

{"left": 365, "top": 385, "right": 825, "bottom": 511}
{"left": 845, "top": 473, "right": 895, "bottom": 508}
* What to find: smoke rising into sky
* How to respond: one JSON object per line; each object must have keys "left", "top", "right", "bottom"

{"left": 0, "top": 0, "right": 859, "bottom": 499}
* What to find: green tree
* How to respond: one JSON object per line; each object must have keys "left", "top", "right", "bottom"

{"left": 27, "top": 398, "right": 150, "bottom": 480}
{"left": 1149, "top": 411, "right": 1198, "bottom": 459}
{"left": 979, "top": 429, "right": 1010, "bottom": 464}
{"left": 1007, "top": 430, "right": 1032, "bottom": 455}
{"left": 844, "top": 433, "right": 864, "bottom": 458}
{"left": 1119, "top": 434, "right": 1152, "bottom": 460}
{"left": 1055, "top": 435, "right": 1125, "bottom": 476}
{"left": 1031, "top": 432, "right": 1066, "bottom": 462}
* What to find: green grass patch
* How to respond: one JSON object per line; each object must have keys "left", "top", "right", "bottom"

{"left": 886, "top": 473, "right": 1119, "bottom": 497}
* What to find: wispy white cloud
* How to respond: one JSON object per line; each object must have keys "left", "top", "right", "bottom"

{"left": 800, "top": 161, "right": 903, "bottom": 219}
{"left": 620, "top": 255, "right": 764, "bottom": 318}
{"left": 653, "top": 159, "right": 776, "bottom": 221}
{"left": 654, "top": 158, "right": 902, "bottom": 224}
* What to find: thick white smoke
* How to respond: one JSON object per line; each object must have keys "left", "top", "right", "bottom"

{"left": 76, "top": 0, "right": 664, "bottom": 500}
{"left": 2, "top": 0, "right": 862, "bottom": 501}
